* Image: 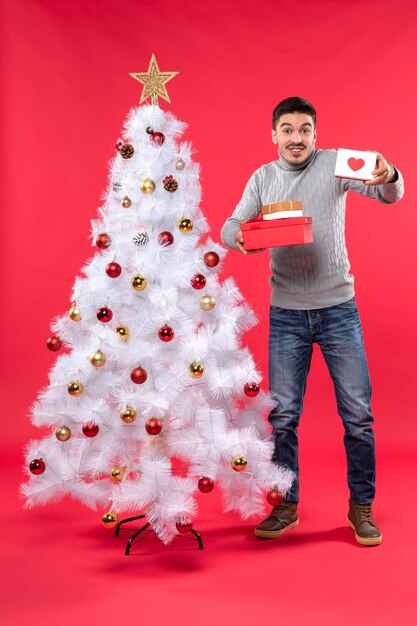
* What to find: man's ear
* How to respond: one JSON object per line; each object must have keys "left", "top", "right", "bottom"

{"left": 271, "top": 129, "right": 278, "bottom": 144}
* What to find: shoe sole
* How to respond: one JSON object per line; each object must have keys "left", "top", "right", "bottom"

{"left": 254, "top": 518, "right": 299, "bottom": 539}
{"left": 348, "top": 519, "right": 383, "bottom": 546}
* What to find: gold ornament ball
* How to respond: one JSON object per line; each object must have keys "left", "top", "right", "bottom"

{"left": 189, "top": 361, "right": 204, "bottom": 378}
{"left": 140, "top": 178, "right": 156, "bottom": 194}
{"left": 131, "top": 274, "right": 147, "bottom": 291}
{"left": 68, "top": 304, "right": 81, "bottom": 321}
{"left": 120, "top": 405, "right": 137, "bottom": 423}
{"left": 102, "top": 512, "right": 118, "bottom": 529}
{"left": 122, "top": 196, "right": 132, "bottom": 208}
{"left": 55, "top": 425, "right": 72, "bottom": 441}
{"left": 110, "top": 466, "right": 125, "bottom": 482}
{"left": 177, "top": 218, "right": 193, "bottom": 233}
{"left": 176, "top": 157, "right": 185, "bottom": 171}
{"left": 67, "top": 381, "right": 84, "bottom": 397}
{"left": 89, "top": 349, "right": 106, "bottom": 367}
{"left": 115, "top": 325, "right": 129, "bottom": 341}
{"left": 231, "top": 455, "right": 248, "bottom": 472}
{"left": 200, "top": 294, "right": 216, "bottom": 311}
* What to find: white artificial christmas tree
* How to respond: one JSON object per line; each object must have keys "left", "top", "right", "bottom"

{"left": 22, "top": 55, "right": 293, "bottom": 545}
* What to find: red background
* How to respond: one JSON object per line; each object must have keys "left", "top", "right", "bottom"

{"left": 1, "top": 1, "right": 416, "bottom": 624}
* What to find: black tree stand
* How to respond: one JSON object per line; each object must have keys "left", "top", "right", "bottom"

{"left": 115, "top": 514, "right": 204, "bottom": 555}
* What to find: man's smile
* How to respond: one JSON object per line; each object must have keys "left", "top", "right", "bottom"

{"left": 287, "top": 144, "right": 306, "bottom": 154}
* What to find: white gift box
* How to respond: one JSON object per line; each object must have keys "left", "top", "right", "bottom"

{"left": 263, "top": 210, "right": 303, "bottom": 220}
{"left": 335, "top": 148, "right": 377, "bottom": 181}
{"left": 261, "top": 201, "right": 303, "bottom": 220}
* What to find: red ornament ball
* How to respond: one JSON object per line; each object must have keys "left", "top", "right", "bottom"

{"left": 97, "top": 306, "right": 113, "bottom": 323}
{"left": 130, "top": 367, "right": 148, "bottom": 384}
{"left": 244, "top": 382, "right": 260, "bottom": 397}
{"left": 176, "top": 519, "right": 193, "bottom": 534}
{"left": 29, "top": 458, "right": 46, "bottom": 475}
{"left": 267, "top": 489, "right": 283, "bottom": 507}
{"left": 150, "top": 131, "right": 165, "bottom": 146}
{"left": 82, "top": 422, "right": 99, "bottom": 438}
{"left": 47, "top": 336, "right": 62, "bottom": 352}
{"left": 204, "top": 251, "right": 220, "bottom": 267}
{"left": 145, "top": 418, "right": 162, "bottom": 436}
{"left": 158, "top": 231, "right": 174, "bottom": 247}
{"left": 198, "top": 477, "right": 215, "bottom": 493}
{"left": 158, "top": 325, "right": 174, "bottom": 342}
{"left": 96, "top": 233, "right": 111, "bottom": 249}
{"left": 191, "top": 274, "right": 206, "bottom": 290}
{"left": 105, "top": 262, "right": 122, "bottom": 278}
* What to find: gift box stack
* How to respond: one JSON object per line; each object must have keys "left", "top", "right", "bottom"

{"left": 241, "top": 201, "right": 313, "bottom": 250}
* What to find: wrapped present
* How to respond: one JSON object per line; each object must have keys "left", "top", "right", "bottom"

{"left": 241, "top": 216, "right": 313, "bottom": 250}
{"left": 335, "top": 148, "right": 377, "bottom": 181}
{"left": 261, "top": 201, "right": 303, "bottom": 220}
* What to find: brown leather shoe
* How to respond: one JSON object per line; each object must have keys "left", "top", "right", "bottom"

{"left": 348, "top": 499, "right": 383, "bottom": 546}
{"left": 254, "top": 502, "right": 299, "bottom": 539}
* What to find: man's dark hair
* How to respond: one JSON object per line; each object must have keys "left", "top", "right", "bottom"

{"left": 272, "top": 97, "right": 316, "bottom": 129}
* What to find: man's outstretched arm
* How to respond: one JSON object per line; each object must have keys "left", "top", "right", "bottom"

{"left": 343, "top": 152, "right": 404, "bottom": 203}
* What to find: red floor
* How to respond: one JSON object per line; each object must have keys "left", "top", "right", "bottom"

{"left": 3, "top": 441, "right": 416, "bottom": 626}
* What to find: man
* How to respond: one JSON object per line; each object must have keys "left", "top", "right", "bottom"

{"left": 221, "top": 97, "right": 404, "bottom": 546}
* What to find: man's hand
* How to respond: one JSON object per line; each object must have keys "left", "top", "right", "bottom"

{"left": 365, "top": 153, "right": 397, "bottom": 186}
{"left": 235, "top": 229, "right": 266, "bottom": 255}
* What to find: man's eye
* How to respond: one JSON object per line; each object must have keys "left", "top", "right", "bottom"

{"left": 283, "top": 129, "right": 291, "bottom": 134}
{"left": 302, "top": 128, "right": 310, "bottom": 133}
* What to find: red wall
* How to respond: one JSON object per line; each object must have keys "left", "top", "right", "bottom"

{"left": 1, "top": 0, "right": 416, "bottom": 451}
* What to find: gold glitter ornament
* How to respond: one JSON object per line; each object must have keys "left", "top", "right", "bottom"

{"left": 120, "top": 405, "right": 137, "bottom": 423}
{"left": 200, "top": 294, "right": 216, "bottom": 311}
{"left": 115, "top": 325, "right": 129, "bottom": 341}
{"left": 177, "top": 218, "right": 193, "bottom": 233}
{"left": 89, "top": 349, "right": 106, "bottom": 368}
{"left": 130, "top": 53, "right": 179, "bottom": 106}
{"left": 140, "top": 178, "right": 156, "bottom": 194}
{"left": 68, "top": 304, "right": 81, "bottom": 321}
{"left": 55, "top": 425, "right": 72, "bottom": 441}
{"left": 131, "top": 274, "right": 147, "bottom": 291}
{"left": 176, "top": 157, "right": 185, "bottom": 171}
{"left": 122, "top": 196, "right": 132, "bottom": 208}
{"left": 189, "top": 362, "right": 204, "bottom": 378}
{"left": 110, "top": 466, "right": 125, "bottom": 482}
{"left": 67, "top": 381, "right": 84, "bottom": 397}
{"left": 102, "top": 512, "right": 118, "bottom": 528}
{"left": 231, "top": 455, "right": 248, "bottom": 472}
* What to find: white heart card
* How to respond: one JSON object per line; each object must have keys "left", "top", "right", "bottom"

{"left": 335, "top": 148, "right": 377, "bottom": 181}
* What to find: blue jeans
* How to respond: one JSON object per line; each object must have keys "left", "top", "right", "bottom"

{"left": 268, "top": 297, "right": 376, "bottom": 505}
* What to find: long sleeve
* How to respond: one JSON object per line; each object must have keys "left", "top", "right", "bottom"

{"left": 342, "top": 167, "right": 404, "bottom": 204}
{"left": 221, "top": 170, "right": 262, "bottom": 249}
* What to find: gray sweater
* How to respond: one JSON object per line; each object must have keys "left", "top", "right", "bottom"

{"left": 221, "top": 149, "right": 404, "bottom": 309}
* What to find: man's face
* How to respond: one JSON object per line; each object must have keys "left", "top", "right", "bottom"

{"left": 272, "top": 113, "right": 316, "bottom": 164}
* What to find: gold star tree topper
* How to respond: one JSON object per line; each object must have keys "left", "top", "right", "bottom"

{"left": 130, "top": 54, "right": 179, "bottom": 105}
